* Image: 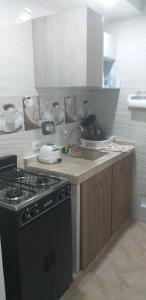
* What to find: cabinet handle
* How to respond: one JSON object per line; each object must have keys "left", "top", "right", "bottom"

{"left": 51, "top": 249, "right": 57, "bottom": 266}
{"left": 95, "top": 181, "right": 102, "bottom": 188}
{"left": 43, "top": 256, "right": 50, "bottom": 272}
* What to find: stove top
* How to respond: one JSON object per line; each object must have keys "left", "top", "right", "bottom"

{"left": 0, "top": 168, "right": 66, "bottom": 211}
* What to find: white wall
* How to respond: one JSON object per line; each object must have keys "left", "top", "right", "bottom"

{"left": 0, "top": 21, "right": 37, "bottom": 96}
{"left": 91, "top": 7, "right": 146, "bottom": 222}
{"left": 0, "top": 20, "right": 42, "bottom": 166}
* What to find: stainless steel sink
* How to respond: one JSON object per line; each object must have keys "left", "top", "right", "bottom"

{"left": 69, "top": 148, "right": 108, "bottom": 161}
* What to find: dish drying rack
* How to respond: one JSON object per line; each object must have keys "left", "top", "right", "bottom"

{"left": 80, "top": 136, "right": 115, "bottom": 149}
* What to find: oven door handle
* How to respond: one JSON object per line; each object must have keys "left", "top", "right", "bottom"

{"left": 43, "top": 256, "right": 50, "bottom": 272}
{"left": 50, "top": 249, "right": 56, "bottom": 267}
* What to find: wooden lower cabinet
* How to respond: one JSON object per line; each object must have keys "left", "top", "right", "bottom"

{"left": 80, "top": 154, "right": 133, "bottom": 270}
{"left": 112, "top": 154, "right": 133, "bottom": 235}
{"left": 80, "top": 167, "right": 112, "bottom": 270}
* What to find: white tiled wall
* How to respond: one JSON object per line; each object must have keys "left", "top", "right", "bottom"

{"left": 0, "top": 21, "right": 37, "bottom": 97}
{"left": 0, "top": 20, "right": 41, "bottom": 165}
{"left": 91, "top": 7, "right": 146, "bottom": 222}
{"left": 0, "top": 90, "right": 90, "bottom": 166}
{"left": 38, "top": 88, "right": 91, "bottom": 145}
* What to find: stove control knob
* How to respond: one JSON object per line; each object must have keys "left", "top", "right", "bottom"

{"left": 65, "top": 185, "right": 71, "bottom": 197}
{"left": 20, "top": 208, "right": 30, "bottom": 224}
{"left": 58, "top": 186, "right": 71, "bottom": 201}
{"left": 30, "top": 204, "right": 39, "bottom": 218}
{"left": 58, "top": 189, "right": 65, "bottom": 201}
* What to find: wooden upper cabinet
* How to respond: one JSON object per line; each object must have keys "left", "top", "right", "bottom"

{"left": 80, "top": 167, "right": 112, "bottom": 270}
{"left": 112, "top": 154, "right": 133, "bottom": 235}
{"left": 32, "top": 7, "right": 103, "bottom": 88}
{"left": 32, "top": 15, "right": 58, "bottom": 88}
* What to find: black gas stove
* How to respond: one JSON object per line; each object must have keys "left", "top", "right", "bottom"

{"left": 0, "top": 155, "right": 70, "bottom": 223}
{"left": 0, "top": 167, "right": 67, "bottom": 209}
{"left": 0, "top": 155, "right": 72, "bottom": 300}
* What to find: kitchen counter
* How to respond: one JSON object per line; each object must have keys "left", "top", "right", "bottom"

{"left": 24, "top": 143, "right": 134, "bottom": 184}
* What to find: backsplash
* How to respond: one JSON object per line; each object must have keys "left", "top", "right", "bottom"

{"left": 38, "top": 88, "right": 92, "bottom": 146}
{"left": 0, "top": 89, "right": 92, "bottom": 166}
{"left": 0, "top": 97, "right": 23, "bottom": 135}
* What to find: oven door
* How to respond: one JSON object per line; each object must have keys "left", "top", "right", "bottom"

{"left": 48, "top": 198, "right": 72, "bottom": 300}
{"left": 17, "top": 214, "right": 52, "bottom": 300}
{"left": 17, "top": 197, "right": 72, "bottom": 300}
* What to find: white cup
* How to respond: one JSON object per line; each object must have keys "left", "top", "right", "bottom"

{"left": 3, "top": 104, "right": 16, "bottom": 126}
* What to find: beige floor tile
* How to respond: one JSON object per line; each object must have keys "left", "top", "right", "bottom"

{"left": 108, "top": 289, "right": 146, "bottom": 300}
{"left": 125, "top": 270, "right": 146, "bottom": 289}
{"left": 62, "top": 222, "right": 146, "bottom": 300}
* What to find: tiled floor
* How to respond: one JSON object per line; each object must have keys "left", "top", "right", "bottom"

{"left": 63, "top": 222, "right": 146, "bottom": 300}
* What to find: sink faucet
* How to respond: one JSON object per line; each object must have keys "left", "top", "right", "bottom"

{"left": 68, "top": 125, "right": 81, "bottom": 146}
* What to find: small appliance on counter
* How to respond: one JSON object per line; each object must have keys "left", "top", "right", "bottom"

{"left": 39, "top": 121, "right": 62, "bottom": 164}
{"left": 39, "top": 144, "right": 61, "bottom": 164}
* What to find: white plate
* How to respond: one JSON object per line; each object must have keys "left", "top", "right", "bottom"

{"left": 0, "top": 112, "right": 23, "bottom": 133}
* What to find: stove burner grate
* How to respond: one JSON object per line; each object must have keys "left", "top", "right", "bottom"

{"left": 36, "top": 176, "right": 50, "bottom": 187}
{"left": 0, "top": 167, "right": 62, "bottom": 207}
{"left": 15, "top": 168, "right": 26, "bottom": 180}
{"left": 5, "top": 187, "right": 24, "bottom": 203}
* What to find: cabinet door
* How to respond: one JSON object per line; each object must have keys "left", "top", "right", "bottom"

{"left": 98, "top": 168, "right": 112, "bottom": 247}
{"left": 49, "top": 199, "right": 72, "bottom": 300}
{"left": 80, "top": 168, "right": 112, "bottom": 270}
{"left": 32, "top": 15, "right": 57, "bottom": 88}
{"left": 57, "top": 7, "right": 103, "bottom": 87}
{"left": 122, "top": 155, "right": 133, "bottom": 224}
{"left": 81, "top": 174, "right": 100, "bottom": 270}
{"left": 112, "top": 154, "right": 133, "bottom": 235}
{"left": 33, "top": 7, "right": 103, "bottom": 88}
{"left": 87, "top": 8, "right": 103, "bottom": 87}
{"left": 18, "top": 215, "right": 52, "bottom": 300}
{"left": 104, "top": 32, "right": 116, "bottom": 61}
{"left": 56, "top": 8, "right": 87, "bottom": 87}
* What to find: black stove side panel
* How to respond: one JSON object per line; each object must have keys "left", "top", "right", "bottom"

{"left": 0, "top": 208, "right": 21, "bottom": 300}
